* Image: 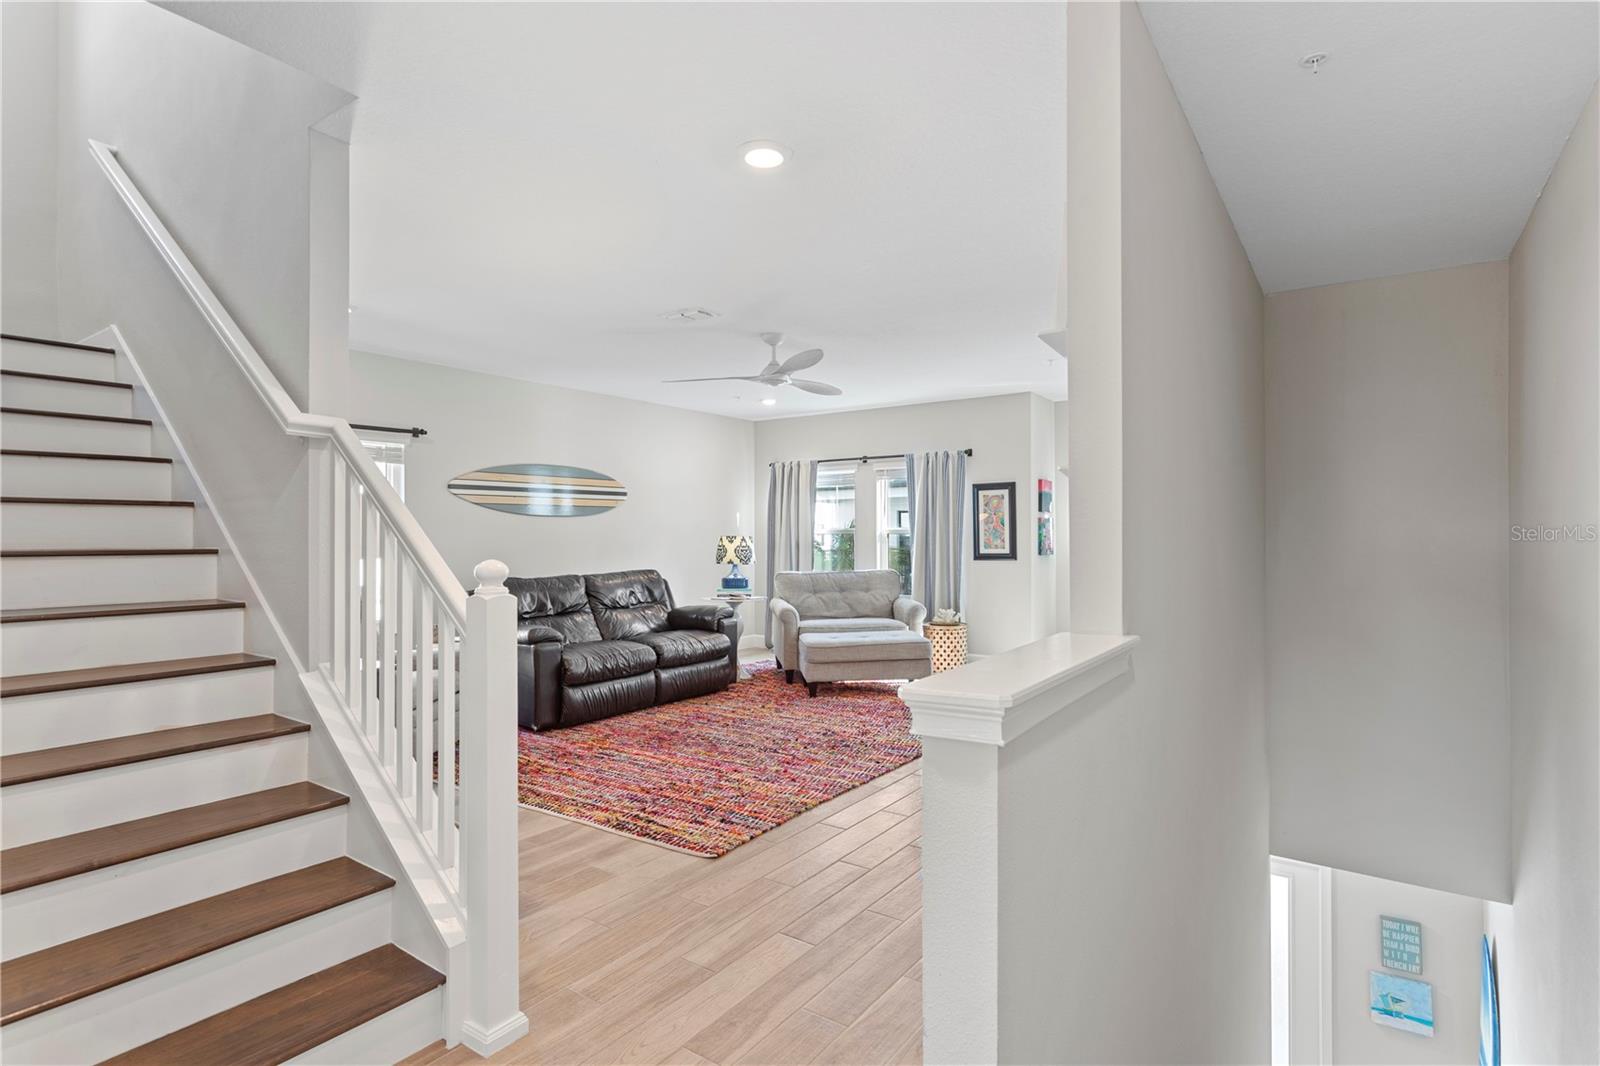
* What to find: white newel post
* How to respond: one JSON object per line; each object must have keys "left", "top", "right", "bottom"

{"left": 899, "top": 633, "right": 1139, "bottom": 1066}
{"left": 459, "top": 560, "right": 531, "bottom": 1055}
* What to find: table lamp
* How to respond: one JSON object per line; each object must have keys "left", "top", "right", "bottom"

{"left": 716, "top": 534, "right": 754, "bottom": 590}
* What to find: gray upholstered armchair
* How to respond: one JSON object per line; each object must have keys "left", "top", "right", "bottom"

{"left": 768, "top": 570, "right": 926, "bottom": 682}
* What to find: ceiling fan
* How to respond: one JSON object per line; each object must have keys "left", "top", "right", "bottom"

{"left": 663, "top": 332, "right": 843, "bottom": 396}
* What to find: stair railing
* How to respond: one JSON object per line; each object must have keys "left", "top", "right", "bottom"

{"left": 88, "top": 138, "right": 528, "bottom": 1055}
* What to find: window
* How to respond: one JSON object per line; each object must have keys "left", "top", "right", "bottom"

{"left": 813, "top": 461, "right": 856, "bottom": 571}
{"left": 360, "top": 438, "right": 406, "bottom": 501}
{"left": 875, "top": 462, "right": 911, "bottom": 593}
{"left": 811, "top": 458, "right": 912, "bottom": 589}
{"left": 1270, "top": 856, "right": 1331, "bottom": 1065}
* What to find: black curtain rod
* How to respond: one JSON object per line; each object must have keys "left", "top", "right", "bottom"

{"left": 770, "top": 448, "right": 972, "bottom": 466}
{"left": 351, "top": 422, "right": 428, "bottom": 439}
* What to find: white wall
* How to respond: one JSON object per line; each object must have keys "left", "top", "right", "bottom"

{"left": 1, "top": 2, "right": 59, "bottom": 335}
{"left": 49, "top": 2, "right": 353, "bottom": 662}
{"left": 1329, "top": 869, "right": 1485, "bottom": 1066}
{"left": 348, "top": 350, "right": 755, "bottom": 609}
{"left": 1000, "top": 5, "right": 1268, "bottom": 1061}
{"left": 752, "top": 392, "right": 1056, "bottom": 656}
{"left": 1266, "top": 261, "right": 1512, "bottom": 903}
{"left": 1490, "top": 84, "right": 1600, "bottom": 1066}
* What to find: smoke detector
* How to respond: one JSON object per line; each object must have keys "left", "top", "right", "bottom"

{"left": 659, "top": 307, "right": 720, "bottom": 322}
{"left": 1299, "top": 51, "right": 1328, "bottom": 74}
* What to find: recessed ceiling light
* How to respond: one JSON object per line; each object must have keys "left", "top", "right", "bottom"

{"left": 740, "top": 140, "right": 788, "bottom": 170}
{"left": 760, "top": 397, "right": 778, "bottom": 407}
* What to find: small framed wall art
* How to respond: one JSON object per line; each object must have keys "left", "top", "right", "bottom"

{"left": 972, "top": 482, "right": 1017, "bottom": 560}
{"left": 1037, "top": 477, "right": 1055, "bottom": 556}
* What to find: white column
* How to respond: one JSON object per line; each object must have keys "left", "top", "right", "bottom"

{"left": 459, "top": 560, "right": 530, "bottom": 1055}
{"left": 901, "top": 632, "right": 1139, "bottom": 1065}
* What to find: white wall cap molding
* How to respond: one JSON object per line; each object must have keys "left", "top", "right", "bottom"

{"left": 900, "top": 632, "right": 1139, "bottom": 746}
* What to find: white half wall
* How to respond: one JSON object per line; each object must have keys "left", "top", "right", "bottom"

{"left": 347, "top": 349, "right": 755, "bottom": 605}
{"left": 752, "top": 392, "right": 1057, "bottom": 656}
{"left": 1491, "top": 83, "right": 1600, "bottom": 1066}
{"left": 1, "top": 2, "right": 59, "bottom": 334}
{"left": 1012, "top": 5, "right": 1267, "bottom": 1061}
{"left": 1266, "top": 261, "right": 1512, "bottom": 903}
{"left": 1329, "top": 868, "right": 1485, "bottom": 1066}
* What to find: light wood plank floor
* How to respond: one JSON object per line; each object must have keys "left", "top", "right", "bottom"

{"left": 404, "top": 759, "right": 923, "bottom": 1066}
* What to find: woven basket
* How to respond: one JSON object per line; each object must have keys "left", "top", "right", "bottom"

{"left": 926, "top": 623, "right": 968, "bottom": 672}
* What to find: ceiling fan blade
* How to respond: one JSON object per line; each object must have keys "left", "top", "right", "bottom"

{"left": 661, "top": 375, "right": 771, "bottom": 384}
{"left": 777, "top": 348, "right": 824, "bottom": 374}
{"left": 787, "top": 378, "right": 843, "bottom": 396}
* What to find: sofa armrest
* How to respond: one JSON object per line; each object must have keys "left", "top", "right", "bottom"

{"left": 769, "top": 596, "right": 799, "bottom": 629}
{"left": 519, "top": 623, "right": 564, "bottom": 646}
{"left": 769, "top": 596, "right": 801, "bottom": 668}
{"left": 667, "top": 604, "right": 735, "bottom": 632}
{"left": 893, "top": 595, "right": 927, "bottom": 633}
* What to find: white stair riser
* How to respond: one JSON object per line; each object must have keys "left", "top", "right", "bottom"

{"left": 0, "top": 412, "right": 151, "bottom": 455}
{"left": 2, "top": 734, "right": 308, "bottom": 847}
{"left": 0, "top": 376, "right": 132, "bottom": 418}
{"left": 291, "top": 986, "right": 444, "bottom": 1066}
{"left": 0, "top": 808, "right": 347, "bottom": 960}
{"left": 1, "top": 666, "right": 273, "bottom": 753}
{"left": 2, "top": 607, "right": 243, "bottom": 674}
{"left": 0, "top": 552, "right": 218, "bottom": 610}
{"left": 0, "top": 454, "right": 172, "bottom": 500}
{"left": 0, "top": 340, "right": 117, "bottom": 382}
{"left": 0, "top": 891, "right": 391, "bottom": 1064}
{"left": 0, "top": 501, "right": 193, "bottom": 549}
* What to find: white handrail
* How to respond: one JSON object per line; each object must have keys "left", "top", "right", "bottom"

{"left": 87, "top": 138, "right": 466, "bottom": 627}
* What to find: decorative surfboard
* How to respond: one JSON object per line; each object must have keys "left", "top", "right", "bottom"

{"left": 447, "top": 463, "right": 627, "bottom": 517}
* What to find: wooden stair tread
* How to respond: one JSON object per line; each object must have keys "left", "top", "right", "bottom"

{"left": 0, "top": 547, "right": 217, "bottom": 557}
{"left": 0, "top": 495, "right": 192, "bottom": 506}
{"left": 0, "top": 448, "right": 171, "bottom": 464}
{"left": 0, "top": 782, "right": 349, "bottom": 894}
{"left": 0, "top": 406, "right": 150, "bottom": 426}
{"left": 0, "top": 598, "right": 243, "bottom": 624}
{"left": 0, "top": 857, "right": 393, "bottom": 1026}
{"left": 0, "top": 333, "right": 115, "bottom": 355}
{"left": 0, "top": 714, "right": 305, "bottom": 787}
{"left": 0, "top": 651, "right": 274, "bottom": 698}
{"left": 102, "top": 944, "right": 443, "bottom": 1066}
{"left": 0, "top": 368, "right": 131, "bottom": 390}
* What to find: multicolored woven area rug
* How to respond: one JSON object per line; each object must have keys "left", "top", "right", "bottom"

{"left": 516, "top": 661, "right": 922, "bottom": 857}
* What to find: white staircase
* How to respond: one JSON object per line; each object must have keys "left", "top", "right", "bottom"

{"left": 0, "top": 333, "right": 446, "bottom": 1064}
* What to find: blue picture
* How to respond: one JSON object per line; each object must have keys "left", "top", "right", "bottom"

{"left": 1370, "top": 971, "right": 1435, "bottom": 1037}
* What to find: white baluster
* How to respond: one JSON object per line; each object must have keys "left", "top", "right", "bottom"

{"left": 397, "top": 559, "right": 415, "bottom": 799}
{"left": 361, "top": 495, "right": 379, "bottom": 736}
{"left": 379, "top": 527, "right": 399, "bottom": 771}
{"left": 331, "top": 458, "right": 348, "bottom": 699}
{"left": 437, "top": 614, "right": 457, "bottom": 870}
{"left": 345, "top": 471, "right": 362, "bottom": 710}
{"left": 416, "top": 592, "right": 435, "bottom": 826}
{"left": 459, "top": 560, "right": 529, "bottom": 1054}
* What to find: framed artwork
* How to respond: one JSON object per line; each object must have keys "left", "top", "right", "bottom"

{"left": 1370, "top": 972, "right": 1434, "bottom": 1037}
{"left": 1037, "top": 478, "right": 1055, "bottom": 557}
{"left": 972, "top": 482, "right": 1017, "bottom": 560}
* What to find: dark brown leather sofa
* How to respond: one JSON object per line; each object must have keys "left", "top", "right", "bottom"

{"left": 508, "top": 569, "right": 741, "bottom": 730}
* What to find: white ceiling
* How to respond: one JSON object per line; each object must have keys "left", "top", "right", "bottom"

{"left": 1140, "top": 1, "right": 1599, "bottom": 294}
{"left": 160, "top": 2, "right": 1069, "bottom": 421}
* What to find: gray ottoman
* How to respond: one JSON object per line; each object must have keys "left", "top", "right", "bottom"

{"left": 796, "top": 630, "right": 934, "bottom": 697}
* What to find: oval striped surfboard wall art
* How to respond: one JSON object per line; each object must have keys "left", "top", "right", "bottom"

{"left": 447, "top": 464, "right": 627, "bottom": 517}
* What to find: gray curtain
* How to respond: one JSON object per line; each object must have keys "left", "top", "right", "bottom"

{"left": 765, "top": 459, "right": 817, "bottom": 646}
{"left": 906, "top": 450, "right": 967, "bottom": 616}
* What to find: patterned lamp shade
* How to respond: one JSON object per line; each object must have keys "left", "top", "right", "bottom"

{"left": 716, "top": 535, "right": 754, "bottom": 565}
